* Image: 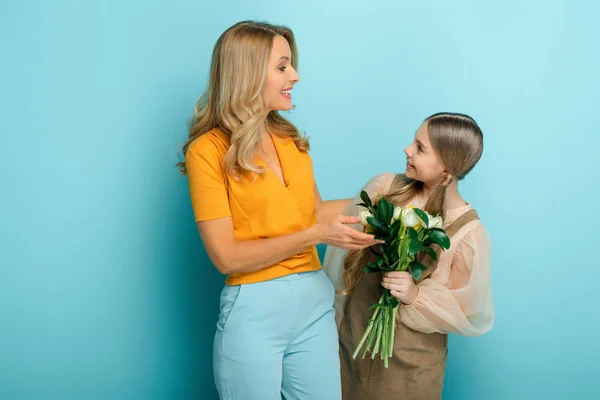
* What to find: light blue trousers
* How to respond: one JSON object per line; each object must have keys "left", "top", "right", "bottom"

{"left": 213, "top": 269, "right": 341, "bottom": 400}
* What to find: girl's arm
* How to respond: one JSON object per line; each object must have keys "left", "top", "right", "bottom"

{"left": 398, "top": 226, "right": 494, "bottom": 336}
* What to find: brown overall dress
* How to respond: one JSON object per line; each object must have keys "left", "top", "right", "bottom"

{"left": 339, "top": 207, "right": 480, "bottom": 400}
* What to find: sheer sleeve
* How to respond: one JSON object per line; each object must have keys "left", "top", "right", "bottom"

{"left": 400, "top": 225, "right": 494, "bottom": 336}
{"left": 322, "top": 172, "right": 396, "bottom": 328}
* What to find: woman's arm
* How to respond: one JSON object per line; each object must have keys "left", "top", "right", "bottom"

{"left": 314, "top": 184, "right": 352, "bottom": 223}
{"left": 188, "top": 141, "right": 381, "bottom": 276}
{"left": 198, "top": 214, "right": 380, "bottom": 275}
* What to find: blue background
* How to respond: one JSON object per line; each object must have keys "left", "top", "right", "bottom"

{"left": 1, "top": 0, "right": 599, "bottom": 399}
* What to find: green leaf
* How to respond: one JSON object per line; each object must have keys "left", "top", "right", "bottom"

{"left": 409, "top": 239, "right": 423, "bottom": 257}
{"left": 387, "top": 201, "right": 394, "bottom": 224}
{"left": 410, "top": 261, "right": 428, "bottom": 281}
{"left": 411, "top": 261, "right": 428, "bottom": 270}
{"left": 356, "top": 202, "right": 369, "bottom": 208}
{"left": 386, "top": 260, "right": 399, "bottom": 270}
{"left": 377, "top": 197, "right": 389, "bottom": 222}
{"left": 366, "top": 216, "right": 390, "bottom": 234}
{"left": 364, "top": 265, "right": 379, "bottom": 273}
{"left": 369, "top": 303, "right": 384, "bottom": 310}
{"left": 421, "top": 246, "right": 438, "bottom": 261}
{"left": 412, "top": 208, "right": 429, "bottom": 228}
{"left": 379, "top": 243, "right": 387, "bottom": 254}
{"left": 408, "top": 227, "right": 418, "bottom": 242}
{"left": 360, "top": 190, "right": 373, "bottom": 207}
{"left": 388, "top": 244, "right": 399, "bottom": 263}
{"left": 389, "top": 221, "right": 401, "bottom": 240}
{"left": 411, "top": 268, "right": 422, "bottom": 281}
{"left": 363, "top": 261, "right": 380, "bottom": 273}
{"left": 429, "top": 229, "right": 451, "bottom": 249}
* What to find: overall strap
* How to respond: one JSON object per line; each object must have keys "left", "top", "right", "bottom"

{"left": 418, "top": 209, "right": 479, "bottom": 281}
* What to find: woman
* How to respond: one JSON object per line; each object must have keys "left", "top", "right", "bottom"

{"left": 180, "top": 21, "right": 379, "bottom": 399}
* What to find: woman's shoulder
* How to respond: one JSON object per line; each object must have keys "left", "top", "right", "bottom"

{"left": 186, "top": 128, "right": 230, "bottom": 156}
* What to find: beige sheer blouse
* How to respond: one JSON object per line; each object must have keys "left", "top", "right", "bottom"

{"left": 323, "top": 172, "right": 494, "bottom": 336}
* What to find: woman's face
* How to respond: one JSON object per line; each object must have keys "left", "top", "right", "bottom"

{"left": 262, "top": 35, "right": 300, "bottom": 112}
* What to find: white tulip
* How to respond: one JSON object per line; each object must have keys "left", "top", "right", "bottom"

{"left": 401, "top": 207, "right": 420, "bottom": 228}
{"left": 359, "top": 210, "right": 374, "bottom": 226}
{"left": 428, "top": 215, "right": 443, "bottom": 229}
{"left": 392, "top": 206, "right": 402, "bottom": 222}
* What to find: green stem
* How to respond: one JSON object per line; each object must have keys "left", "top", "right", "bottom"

{"left": 380, "top": 309, "right": 387, "bottom": 361}
{"left": 371, "top": 318, "right": 384, "bottom": 359}
{"left": 352, "top": 296, "right": 384, "bottom": 359}
{"left": 399, "top": 259, "right": 410, "bottom": 272}
{"left": 363, "top": 313, "right": 380, "bottom": 358}
{"left": 354, "top": 319, "right": 375, "bottom": 360}
{"left": 389, "top": 305, "right": 398, "bottom": 359}
{"left": 383, "top": 308, "right": 390, "bottom": 360}
{"left": 365, "top": 308, "right": 382, "bottom": 355}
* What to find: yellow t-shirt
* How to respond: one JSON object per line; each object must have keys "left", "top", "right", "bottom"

{"left": 185, "top": 128, "right": 322, "bottom": 285}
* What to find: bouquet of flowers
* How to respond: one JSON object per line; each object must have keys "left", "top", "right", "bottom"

{"left": 352, "top": 190, "right": 451, "bottom": 368}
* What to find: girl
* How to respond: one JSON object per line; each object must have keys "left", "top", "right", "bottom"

{"left": 180, "top": 21, "right": 379, "bottom": 400}
{"left": 324, "top": 112, "right": 495, "bottom": 400}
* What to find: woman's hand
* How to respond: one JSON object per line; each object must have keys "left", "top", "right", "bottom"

{"left": 316, "top": 215, "right": 383, "bottom": 250}
{"left": 381, "top": 271, "right": 419, "bottom": 305}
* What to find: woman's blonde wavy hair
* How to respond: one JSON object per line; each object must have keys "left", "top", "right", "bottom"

{"left": 178, "top": 20, "right": 309, "bottom": 176}
{"left": 342, "top": 112, "right": 484, "bottom": 296}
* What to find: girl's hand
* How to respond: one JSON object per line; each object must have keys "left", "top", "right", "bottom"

{"left": 381, "top": 271, "right": 419, "bottom": 305}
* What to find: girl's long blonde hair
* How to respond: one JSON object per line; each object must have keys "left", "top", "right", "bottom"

{"left": 178, "top": 20, "right": 309, "bottom": 176}
{"left": 343, "top": 112, "right": 484, "bottom": 295}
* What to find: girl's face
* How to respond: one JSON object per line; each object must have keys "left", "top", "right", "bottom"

{"left": 404, "top": 122, "right": 446, "bottom": 186}
{"left": 262, "top": 35, "right": 300, "bottom": 112}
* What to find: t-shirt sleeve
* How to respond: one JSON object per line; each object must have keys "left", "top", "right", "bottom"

{"left": 185, "top": 139, "right": 232, "bottom": 222}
